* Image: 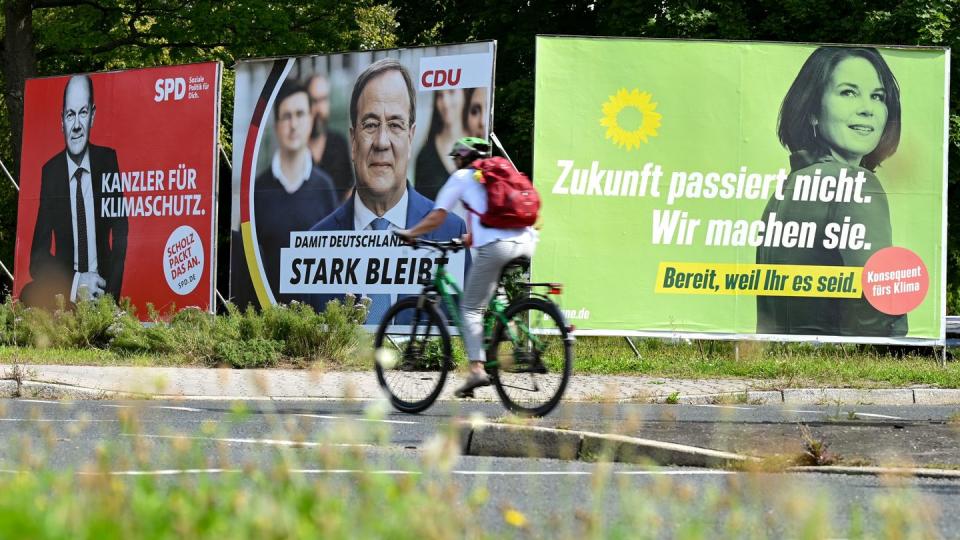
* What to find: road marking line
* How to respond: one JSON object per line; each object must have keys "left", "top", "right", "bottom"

{"left": 126, "top": 434, "right": 373, "bottom": 448}
{"left": 0, "top": 468, "right": 732, "bottom": 477}
{"left": 783, "top": 409, "right": 905, "bottom": 420}
{"left": 100, "top": 404, "right": 206, "bottom": 413}
{"left": 691, "top": 404, "right": 755, "bottom": 410}
{"left": 848, "top": 413, "right": 904, "bottom": 420}
{"left": 17, "top": 399, "right": 62, "bottom": 405}
{"left": 0, "top": 418, "right": 116, "bottom": 422}
{"left": 615, "top": 470, "right": 734, "bottom": 476}
{"left": 294, "top": 413, "right": 418, "bottom": 425}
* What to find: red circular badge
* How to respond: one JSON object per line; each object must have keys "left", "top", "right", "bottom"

{"left": 861, "top": 247, "right": 929, "bottom": 315}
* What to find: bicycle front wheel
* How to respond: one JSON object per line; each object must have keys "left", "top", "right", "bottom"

{"left": 488, "top": 298, "right": 573, "bottom": 417}
{"left": 373, "top": 296, "right": 451, "bottom": 414}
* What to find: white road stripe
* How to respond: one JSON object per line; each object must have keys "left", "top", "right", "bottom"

{"left": 16, "top": 399, "right": 62, "bottom": 405}
{"left": 615, "top": 470, "right": 734, "bottom": 476}
{"left": 127, "top": 434, "right": 373, "bottom": 448}
{"left": 294, "top": 413, "right": 418, "bottom": 425}
{"left": 783, "top": 409, "right": 904, "bottom": 420}
{"left": 0, "top": 418, "right": 116, "bottom": 422}
{"left": 691, "top": 404, "right": 755, "bottom": 411}
{"left": 100, "top": 404, "right": 206, "bottom": 413}
{"left": 847, "top": 413, "right": 904, "bottom": 420}
{"left": 0, "top": 467, "right": 735, "bottom": 477}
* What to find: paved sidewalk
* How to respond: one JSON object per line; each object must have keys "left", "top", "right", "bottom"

{"left": 3, "top": 364, "right": 960, "bottom": 404}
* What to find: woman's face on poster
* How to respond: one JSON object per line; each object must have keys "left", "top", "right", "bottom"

{"left": 436, "top": 89, "right": 465, "bottom": 127}
{"left": 815, "top": 56, "right": 888, "bottom": 166}
{"left": 467, "top": 87, "right": 487, "bottom": 137}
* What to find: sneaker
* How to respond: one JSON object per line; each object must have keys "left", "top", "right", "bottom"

{"left": 454, "top": 371, "right": 491, "bottom": 398}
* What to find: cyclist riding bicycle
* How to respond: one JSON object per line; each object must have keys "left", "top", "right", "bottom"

{"left": 396, "top": 137, "right": 539, "bottom": 398}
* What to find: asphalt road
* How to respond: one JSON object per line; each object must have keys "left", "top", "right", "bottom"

{"left": 2, "top": 398, "right": 959, "bottom": 536}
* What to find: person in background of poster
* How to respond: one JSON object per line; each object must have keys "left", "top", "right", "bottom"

{"left": 463, "top": 87, "right": 488, "bottom": 138}
{"left": 308, "top": 58, "right": 467, "bottom": 319}
{"left": 307, "top": 73, "right": 354, "bottom": 204}
{"left": 255, "top": 78, "right": 338, "bottom": 304}
{"left": 756, "top": 46, "right": 907, "bottom": 337}
{"left": 414, "top": 89, "right": 465, "bottom": 200}
{"left": 21, "top": 74, "right": 127, "bottom": 309}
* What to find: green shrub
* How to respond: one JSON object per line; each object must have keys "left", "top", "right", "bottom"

{"left": 212, "top": 337, "right": 283, "bottom": 368}
{"left": 0, "top": 295, "right": 370, "bottom": 368}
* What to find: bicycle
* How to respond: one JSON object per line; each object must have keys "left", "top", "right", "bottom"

{"left": 373, "top": 236, "right": 574, "bottom": 417}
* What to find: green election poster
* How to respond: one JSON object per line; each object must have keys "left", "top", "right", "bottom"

{"left": 532, "top": 37, "right": 948, "bottom": 344}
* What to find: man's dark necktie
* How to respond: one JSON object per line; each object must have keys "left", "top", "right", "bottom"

{"left": 367, "top": 217, "right": 392, "bottom": 322}
{"left": 74, "top": 167, "right": 89, "bottom": 273}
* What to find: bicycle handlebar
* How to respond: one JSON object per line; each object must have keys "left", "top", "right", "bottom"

{"left": 393, "top": 231, "right": 466, "bottom": 253}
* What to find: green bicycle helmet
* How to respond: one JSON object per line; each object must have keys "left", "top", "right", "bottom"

{"left": 449, "top": 137, "right": 491, "bottom": 160}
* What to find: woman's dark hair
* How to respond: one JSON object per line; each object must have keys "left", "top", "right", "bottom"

{"left": 778, "top": 47, "right": 901, "bottom": 171}
{"left": 426, "top": 91, "right": 446, "bottom": 141}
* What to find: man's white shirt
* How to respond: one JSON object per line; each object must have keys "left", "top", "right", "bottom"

{"left": 271, "top": 150, "right": 313, "bottom": 194}
{"left": 354, "top": 189, "right": 409, "bottom": 231}
{"left": 67, "top": 150, "right": 99, "bottom": 301}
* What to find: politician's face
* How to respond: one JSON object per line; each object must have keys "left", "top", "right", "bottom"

{"left": 350, "top": 70, "right": 415, "bottom": 200}
{"left": 815, "top": 56, "right": 888, "bottom": 167}
{"left": 62, "top": 77, "right": 95, "bottom": 160}
{"left": 275, "top": 91, "right": 312, "bottom": 153}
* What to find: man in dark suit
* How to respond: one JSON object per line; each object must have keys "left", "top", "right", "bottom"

{"left": 307, "top": 58, "right": 467, "bottom": 320}
{"left": 21, "top": 74, "right": 127, "bottom": 309}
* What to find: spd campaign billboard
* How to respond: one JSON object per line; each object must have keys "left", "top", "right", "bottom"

{"left": 14, "top": 63, "right": 222, "bottom": 319}
{"left": 231, "top": 41, "right": 495, "bottom": 325}
{"left": 533, "top": 37, "right": 948, "bottom": 344}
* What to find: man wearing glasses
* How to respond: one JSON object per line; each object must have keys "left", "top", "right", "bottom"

{"left": 22, "top": 74, "right": 127, "bottom": 309}
{"left": 254, "top": 78, "right": 337, "bottom": 304}
{"left": 308, "top": 58, "right": 466, "bottom": 320}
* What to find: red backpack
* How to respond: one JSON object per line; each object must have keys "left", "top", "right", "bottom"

{"left": 465, "top": 157, "right": 541, "bottom": 229}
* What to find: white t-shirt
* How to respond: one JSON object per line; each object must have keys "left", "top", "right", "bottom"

{"left": 433, "top": 168, "right": 536, "bottom": 248}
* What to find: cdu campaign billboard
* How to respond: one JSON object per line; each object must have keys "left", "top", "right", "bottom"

{"left": 533, "top": 37, "right": 948, "bottom": 344}
{"left": 14, "top": 62, "right": 222, "bottom": 319}
{"left": 230, "top": 41, "right": 495, "bottom": 325}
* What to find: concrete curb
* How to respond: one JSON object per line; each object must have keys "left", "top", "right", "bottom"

{"left": 654, "top": 388, "right": 960, "bottom": 406}
{"left": 0, "top": 381, "right": 125, "bottom": 400}
{"left": 458, "top": 422, "right": 960, "bottom": 478}
{"left": 8, "top": 378, "right": 960, "bottom": 407}
{"left": 459, "top": 421, "right": 756, "bottom": 468}
{"left": 786, "top": 466, "right": 960, "bottom": 480}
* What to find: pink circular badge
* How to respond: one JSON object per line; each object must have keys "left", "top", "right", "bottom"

{"left": 861, "top": 247, "right": 928, "bottom": 315}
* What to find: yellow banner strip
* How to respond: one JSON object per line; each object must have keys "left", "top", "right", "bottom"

{"left": 655, "top": 262, "right": 863, "bottom": 298}
{"left": 241, "top": 221, "right": 272, "bottom": 307}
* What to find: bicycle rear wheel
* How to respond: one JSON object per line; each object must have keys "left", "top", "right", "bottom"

{"left": 373, "top": 296, "right": 451, "bottom": 414}
{"left": 488, "top": 297, "right": 573, "bottom": 417}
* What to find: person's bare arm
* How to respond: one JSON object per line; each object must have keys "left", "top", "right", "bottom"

{"left": 395, "top": 209, "right": 448, "bottom": 242}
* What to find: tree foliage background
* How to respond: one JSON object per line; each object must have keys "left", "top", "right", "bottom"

{"left": 2, "top": 0, "right": 959, "bottom": 314}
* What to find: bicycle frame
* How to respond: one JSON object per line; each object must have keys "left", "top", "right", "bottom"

{"left": 426, "top": 257, "right": 548, "bottom": 371}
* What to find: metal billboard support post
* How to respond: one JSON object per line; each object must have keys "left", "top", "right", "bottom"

{"left": 220, "top": 146, "right": 232, "bottom": 169}
{"left": 489, "top": 132, "right": 517, "bottom": 169}
{"left": 215, "top": 289, "right": 230, "bottom": 310}
{"left": 624, "top": 337, "right": 641, "bottom": 359}
{"left": 0, "top": 259, "right": 13, "bottom": 282}
{"left": 0, "top": 158, "right": 19, "bottom": 289}
{"left": 0, "top": 157, "right": 19, "bottom": 192}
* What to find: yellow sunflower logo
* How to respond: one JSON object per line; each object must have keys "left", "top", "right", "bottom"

{"left": 600, "top": 88, "right": 662, "bottom": 150}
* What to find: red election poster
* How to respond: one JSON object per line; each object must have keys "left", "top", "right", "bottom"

{"left": 13, "top": 62, "right": 222, "bottom": 319}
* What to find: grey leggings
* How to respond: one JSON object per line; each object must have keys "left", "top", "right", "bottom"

{"left": 461, "top": 237, "right": 536, "bottom": 363}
